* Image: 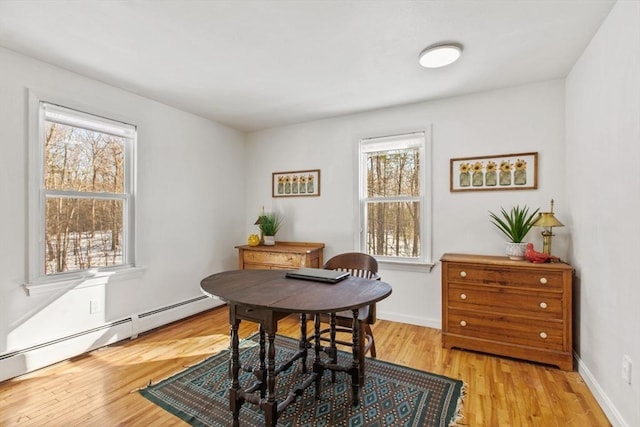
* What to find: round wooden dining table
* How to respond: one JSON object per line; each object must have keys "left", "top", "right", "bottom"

{"left": 201, "top": 269, "right": 392, "bottom": 427}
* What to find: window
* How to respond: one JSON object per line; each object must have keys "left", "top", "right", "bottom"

{"left": 359, "top": 131, "right": 430, "bottom": 265}
{"left": 28, "top": 99, "right": 136, "bottom": 284}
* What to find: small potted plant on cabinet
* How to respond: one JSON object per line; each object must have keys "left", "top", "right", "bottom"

{"left": 489, "top": 205, "right": 539, "bottom": 260}
{"left": 258, "top": 212, "right": 283, "bottom": 246}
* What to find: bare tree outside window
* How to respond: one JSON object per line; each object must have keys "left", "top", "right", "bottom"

{"left": 360, "top": 132, "right": 427, "bottom": 262}
{"left": 42, "top": 105, "right": 133, "bottom": 275}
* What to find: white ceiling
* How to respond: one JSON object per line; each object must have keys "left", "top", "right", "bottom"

{"left": 0, "top": 0, "right": 615, "bottom": 132}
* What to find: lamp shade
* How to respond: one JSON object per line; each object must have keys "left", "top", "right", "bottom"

{"left": 533, "top": 212, "right": 564, "bottom": 228}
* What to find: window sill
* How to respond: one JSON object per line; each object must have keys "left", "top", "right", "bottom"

{"left": 23, "top": 265, "right": 147, "bottom": 296}
{"left": 377, "top": 259, "right": 435, "bottom": 273}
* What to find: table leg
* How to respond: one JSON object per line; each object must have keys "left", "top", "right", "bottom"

{"left": 229, "top": 315, "right": 242, "bottom": 427}
{"left": 351, "top": 308, "right": 360, "bottom": 406}
{"left": 330, "top": 313, "right": 337, "bottom": 382}
{"left": 259, "top": 324, "right": 266, "bottom": 399}
{"left": 299, "top": 313, "right": 309, "bottom": 373}
{"left": 313, "top": 313, "right": 323, "bottom": 399}
{"left": 263, "top": 331, "right": 278, "bottom": 426}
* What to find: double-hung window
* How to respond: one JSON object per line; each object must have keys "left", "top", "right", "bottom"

{"left": 28, "top": 99, "right": 136, "bottom": 286}
{"left": 359, "top": 131, "right": 430, "bottom": 265}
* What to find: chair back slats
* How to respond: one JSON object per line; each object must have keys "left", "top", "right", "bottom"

{"left": 323, "top": 252, "right": 378, "bottom": 280}
{"left": 333, "top": 267, "right": 374, "bottom": 279}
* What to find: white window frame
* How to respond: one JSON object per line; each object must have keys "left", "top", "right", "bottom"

{"left": 25, "top": 90, "right": 142, "bottom": 295}
{"left": 358, "top": 129, "right": 433, "bottom": 269}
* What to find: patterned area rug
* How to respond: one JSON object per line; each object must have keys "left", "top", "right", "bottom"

{"left": 140, "top": 333, "right": 465, "bottom": 426}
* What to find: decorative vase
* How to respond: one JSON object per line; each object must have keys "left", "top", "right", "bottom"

{"left": 514, "top": 169, "right": 527, "bottom": 185}
{"left": 505, "top": 242, "right": 528, "bottom": 260}
{"left": 459, "top": 172, "right": 470, "bottom": 187}
{"left": 499, "top": 171, "right": 512, "bottom": 186}
{"left": 472, "top": 171, "right": 483, "bottom": 187}
{"left": 485, "top": 171, "right": 497, "bottom": 186}
{"left": 263, "top": 235, "right": 276, "bottom": 246}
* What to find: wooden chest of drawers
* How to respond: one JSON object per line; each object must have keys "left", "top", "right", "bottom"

{"left": 236, "top": 241, "right": 324, "bottom": 270}
{"left": 441, "top": 253, "right": 573, "bottom": 370}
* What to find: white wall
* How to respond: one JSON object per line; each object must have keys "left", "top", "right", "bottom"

{"left": 245, "top": 80, "right": 567, "bottom": 328}
{"left": 565, "top": 2, "right": 640, "bottom": 426}
{"left": 0, "top": 47, "right": 245, "bottom": 359}
{"left": 2, "top": 6, "right": 636, "bottom": 423}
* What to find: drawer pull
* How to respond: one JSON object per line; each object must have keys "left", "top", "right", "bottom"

{"left": 539, "top": 302, "right": 548, "bottom": 309}
{"left": 459, "top": 271, "right": 467, "bottom": 278}
{"left": 539, "top": 332, "right": 548, "bottom": 339}
{"left": 539, "top": 277, "right": 548, "bottom": 284}
{"left": 460, "top": 293, "right": 467, "bottom": 300}
{"left": 460, "top": 320, "right": 467, "bottom": 327}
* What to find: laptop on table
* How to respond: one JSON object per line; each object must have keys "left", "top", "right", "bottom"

{"left": 285, "top": 268, "right": 350, "bottom": 284}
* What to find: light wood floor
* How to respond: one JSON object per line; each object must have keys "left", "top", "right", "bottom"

{"left": 0, "top": 306, "right": 610, "bottom": 426}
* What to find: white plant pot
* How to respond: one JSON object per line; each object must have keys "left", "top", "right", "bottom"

{"left": 505, "top": 242, "right": 528, "bottom": 260}
{"left": 263, "top": 235, "right": 276, "bottom": 246}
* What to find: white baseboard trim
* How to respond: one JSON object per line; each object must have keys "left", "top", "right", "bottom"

{"left": 0, "top": 296, "right": 224, "bottom": 382}
{"left": 377, "top": 310, "right": 440, "bottom": 329}
{"left": 576, "top": 353, "right": 627, "bottom": 427}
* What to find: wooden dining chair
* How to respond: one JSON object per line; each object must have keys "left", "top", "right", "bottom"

{"left": 316, "top": 252, "right": 379, "bottom": 382}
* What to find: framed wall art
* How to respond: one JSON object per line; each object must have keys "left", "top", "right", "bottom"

{"left": 450, "top": 152, "right": 538, "bottom": 192}
{"left": 272, "top": 169, "right": 320, "bottom": 197}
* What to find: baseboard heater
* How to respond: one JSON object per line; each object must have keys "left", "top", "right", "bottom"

{"left": 0, "top": 317, "right": 133, "bottom": 383}
{"left": 0, "top": 294, "right": 222, "bottom": 382}
{"left": 138, "top": 295, "right": 209, "bottom": 318}
{"left": 0, "top": 318, "right": 132, "bottom": 362}
{"left": 131, "top": 295, "right": 218, "bottom": 338}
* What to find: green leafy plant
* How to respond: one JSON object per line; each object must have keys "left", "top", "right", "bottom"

{"left": 489, "top": 205, "right": 540, "bottom": 243}
{"left": 258, "top": 212, "right": 283, "bottom": 236}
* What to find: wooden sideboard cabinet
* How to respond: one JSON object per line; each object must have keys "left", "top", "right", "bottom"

{"left": 441, "top": 253, "right": 574, "bottom": 370}
{"left": 236, "top": 241, "right": 324, "bottom": 270}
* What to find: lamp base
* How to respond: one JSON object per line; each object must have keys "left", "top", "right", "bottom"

{"left": 541, "top": 230, "right": 553, "bottom": 255}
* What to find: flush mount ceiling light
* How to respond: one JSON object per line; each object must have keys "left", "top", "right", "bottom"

{"left": 418, "top": 43, "right": 463, "bottom": 68}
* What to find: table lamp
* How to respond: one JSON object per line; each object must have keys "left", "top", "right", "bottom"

{"left": 533, "top": 199, "right": 564, "bottom": 255}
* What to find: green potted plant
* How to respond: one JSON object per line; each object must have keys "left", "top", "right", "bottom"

{"left": 489, "top": 205, "right": 539, "bottom": 260}
{"left": 258, "top": 212, "right": 283, "bottom": 246}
